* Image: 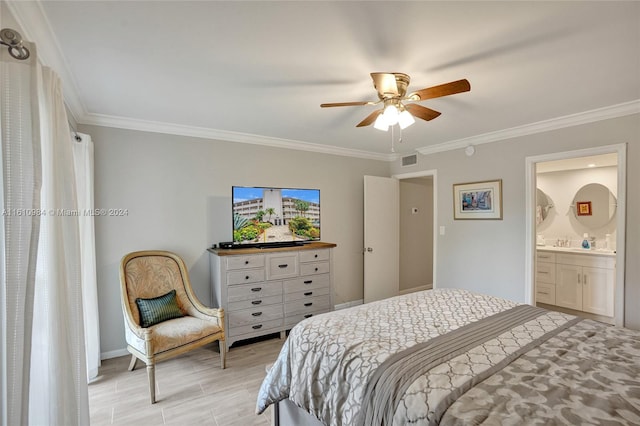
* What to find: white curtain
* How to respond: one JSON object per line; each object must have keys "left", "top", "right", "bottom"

{"left": 72, "top": 133, "right": 101, "bottom": 381}
{"left": 0, "top": 40, "right": 42, "bottom": 426}
{"left": 28, "top": 67, "right": 90, "bottom": 425}
{"left": 1, "top": 41, "right": 92, "bottom": 424}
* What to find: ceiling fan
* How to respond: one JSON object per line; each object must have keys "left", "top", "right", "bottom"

{"left": 320, "top": 73, "right": 470, "bottom": 131}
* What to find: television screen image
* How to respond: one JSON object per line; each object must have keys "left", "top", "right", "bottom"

{"left": 232, "top": 186, "right": 320, "bottom": 245}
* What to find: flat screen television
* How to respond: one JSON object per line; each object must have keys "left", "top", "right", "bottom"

{"left": 232, "top": 186, "right": 320, "bottom": 247}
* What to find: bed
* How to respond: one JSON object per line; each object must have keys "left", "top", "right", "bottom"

{"left": 256, "top": 288, "right": 640, "bottom": 425}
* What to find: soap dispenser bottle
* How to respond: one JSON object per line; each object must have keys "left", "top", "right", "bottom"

{"left": 581, "top": 233, "right": 591, "bottom": 249}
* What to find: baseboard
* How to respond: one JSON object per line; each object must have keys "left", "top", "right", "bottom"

{"left": 334, "top": 299, "right": 363, "bottom": 310}
{"left": 101, "top": 348, "right": 129, "bottom": 360}
{"left": 333, "top": 287, "right": 431, "bottom": 310}
{"left": 399, "top": 284, "right": 432, "bottom": 295}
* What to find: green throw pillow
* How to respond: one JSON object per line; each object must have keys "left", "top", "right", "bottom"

{"left": 136, "top": 289, "right": 184, "bottom": 328}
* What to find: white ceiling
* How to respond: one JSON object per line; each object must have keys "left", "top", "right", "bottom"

{"left": 536, "top": 153, "right": 618, "bottom": 174}
{"left": 8, "top": 1, "right": 640, "bottom": 160}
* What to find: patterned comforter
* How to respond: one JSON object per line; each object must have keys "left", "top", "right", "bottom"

{"left": 256, "top": 288, "right": 640, "bottom": 425}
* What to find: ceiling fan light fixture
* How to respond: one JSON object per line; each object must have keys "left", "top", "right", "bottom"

{"left": 373, "top": 114, "right": 389, "bottom": 131}
{"left": 382, "top": 104, "right": 399, "bottom": 126}
{"left": 398, "top": 109, "right": 415, "bottom": 129}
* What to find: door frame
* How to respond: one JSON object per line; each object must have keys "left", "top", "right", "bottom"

{"left": 524, "top": 143, "right": 626, "bottom": 326}
{"left": 392, "top": 169, "right": 438, "bottom": 289}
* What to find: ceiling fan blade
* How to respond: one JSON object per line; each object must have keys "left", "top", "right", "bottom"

{"left": 320, "top": 101, "right": 374, "bottom": 107}
{"left": 356, "top": 109, "right": 383, "bottom": 127}
{"left": 371, "top": 73, "right": 399, "bottom": 97}
{"left": 405, "top": 104, "right": 441, "bottom": 121}
{"left": 408, "top": 79, "right": 470, "bottom": 101}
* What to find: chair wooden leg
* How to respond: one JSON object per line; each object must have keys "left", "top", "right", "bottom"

{"left": 219, "top": 340, "right": 226, "bottom": 369}
{"left": 146, "top": 363, "right": 156, "bottom": 404}
{"left": 128, "top": 354, "right": 138, "bottom": 371}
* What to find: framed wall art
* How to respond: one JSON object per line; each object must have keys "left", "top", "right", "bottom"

{"left": 453, "top": 179, "right": 503, "bottom": 220}
{"left": 576, "top": 201, "right": 592, "bottom": 216}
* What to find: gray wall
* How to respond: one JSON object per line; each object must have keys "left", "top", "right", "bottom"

{"left": 399, "top": 178, "right": 433, "bottom": 291}
{"left": 83, "top": 125, "right": 389, "bottom": 355}
{"left": 85, "top": 113, "right": 639, "bottom": 356}
{"left": 390, "top": 113, "right": 640, "bottom": 330}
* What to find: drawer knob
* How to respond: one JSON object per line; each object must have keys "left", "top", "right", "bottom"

{"left": 251, "top": 287, "right": 262, "bottom": 292}
{"left": 315, "top": 267, "right": 318, "bottom": 271}
{"left": 314, "top": 254, "right": 318, "bottom": 258}
{"left": 304, "top": 280, "right": 313, "bottom": 284}
{"left": 252, "top": 312, "right": 263, "bottom": 317}
{"left": 278, "top": 264, "right": 288, "bottom": 268}
{"left": 252, "top": 324, "right": 263, "bottom": 330}
{"left": 304, "top": 314, "right": 313, "bottom": 318}
{"left": 245, "top": 260, "right": 249, "bottom": 265}
{"left": 304, "top": 302, "right": 313, "bottom": 307}
{"left": 245, "top": 275, "right": 250, "bottom": 280}
{"left": 304, "top": 292, "right": 313, "bottom": 296}
{"left": 251, "top": 300, "right": 262, "bottom": 305}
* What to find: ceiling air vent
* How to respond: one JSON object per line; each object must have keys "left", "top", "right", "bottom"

{"left": 401, "top": 154, "right": 417, "bottom": 167}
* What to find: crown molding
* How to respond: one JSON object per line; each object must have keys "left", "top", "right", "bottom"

{"left": 81, "top": 113, "right": 398, "bottom": 162}
{"left": 5, "top": 0, "right": 87, "bottom": 122}
{"left": 416, "top": 100, "right": 640, "bottom": 156}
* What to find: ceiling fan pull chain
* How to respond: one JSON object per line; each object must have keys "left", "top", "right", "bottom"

{"left": 390, "top": 125, "right": 395, "bottom": 152}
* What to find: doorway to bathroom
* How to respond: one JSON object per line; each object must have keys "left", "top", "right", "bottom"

{"left": 525, "top": 144, "right": 626, "bottom": 327}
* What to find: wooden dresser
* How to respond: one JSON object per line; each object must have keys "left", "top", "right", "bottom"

{"left": 208, "top": 242, "right": 336, "bottom": 349}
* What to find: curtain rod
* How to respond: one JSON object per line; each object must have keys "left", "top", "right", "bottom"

{"left": 0, "top": 28, "right": 30, "bottom": 60}
{"left": 2, "top": 27, "right": 81, "bottom": 143}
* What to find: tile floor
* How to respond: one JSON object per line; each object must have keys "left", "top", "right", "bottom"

{"left": 88, "top": 337, "right": 284, "bottom": 425}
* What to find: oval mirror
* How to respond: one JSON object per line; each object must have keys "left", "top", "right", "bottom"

{"left": 536, "top": 188, "right": 553, "bottom": 224}
{"left": 572, "top": 183, "right": 616, "bottom": 229}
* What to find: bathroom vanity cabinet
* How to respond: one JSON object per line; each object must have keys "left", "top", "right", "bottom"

{"left": 536, "top": 249, "right": 615, "bottom": 318}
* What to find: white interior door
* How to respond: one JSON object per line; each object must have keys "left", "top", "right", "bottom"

{"left": 364, "top": 175, "right": 399, "bottom": 303}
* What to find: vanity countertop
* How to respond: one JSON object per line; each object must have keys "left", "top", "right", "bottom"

{"left": 536, "top": 246, "right": 616, "bottom": 257}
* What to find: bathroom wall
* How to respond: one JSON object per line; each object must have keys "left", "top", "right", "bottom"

{"left": 536, "top": 165, "right": 617, "bottom": 248}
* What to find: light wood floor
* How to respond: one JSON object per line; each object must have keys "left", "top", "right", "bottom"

{"left": 89, "top": 336, "right": 284, "bottom": 425}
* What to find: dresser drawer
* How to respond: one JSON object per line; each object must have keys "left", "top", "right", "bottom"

{"left": 229, "top": 319, "right": 283, "bottom": 338}
{"left": 227, "top": 269, "right": 266, "bottom": 285}
{"left": 266, "top": 253, "right": 299, "bottom": 280}
{"left": 299, "top": 249, "right": 330, "bottom": 263}
{"left": 285, "top": 285, "right": 330, "bottom": 302}
{"left": 284, "top": 273, "right": 330, "bottom": 293}
{"left": 285, "top": 309, "right": 330, "bottom": 327}
{"left": 536, "top": 262, "right": 556, "bottom": 284}
{"left": 227, "top": 281, "right": 282, "bottom": 302}
{"left": 226, "top": 255, "right": 265, "bottom": 270}
{"left": 300, "top": 261, "right": 330, "bottom": 276}
{"left": 536, "top": 283, "right": 556, "bottom": 305}
{"left": 229, "top": 304, "right": 283, "bottom": 328}
{"left": 228, "top": 294, "right": 282, "bottom": 312}
{"left": 285, "top": 295, "right": 331, "bottom": 316}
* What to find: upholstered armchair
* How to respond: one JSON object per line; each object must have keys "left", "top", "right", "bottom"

{"left": 119, "top": 250, "right": 226, "bottom": 403}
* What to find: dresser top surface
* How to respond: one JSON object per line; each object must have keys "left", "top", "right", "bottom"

{"left": 208, "top": 241, "right": 336, "bottom": 256}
